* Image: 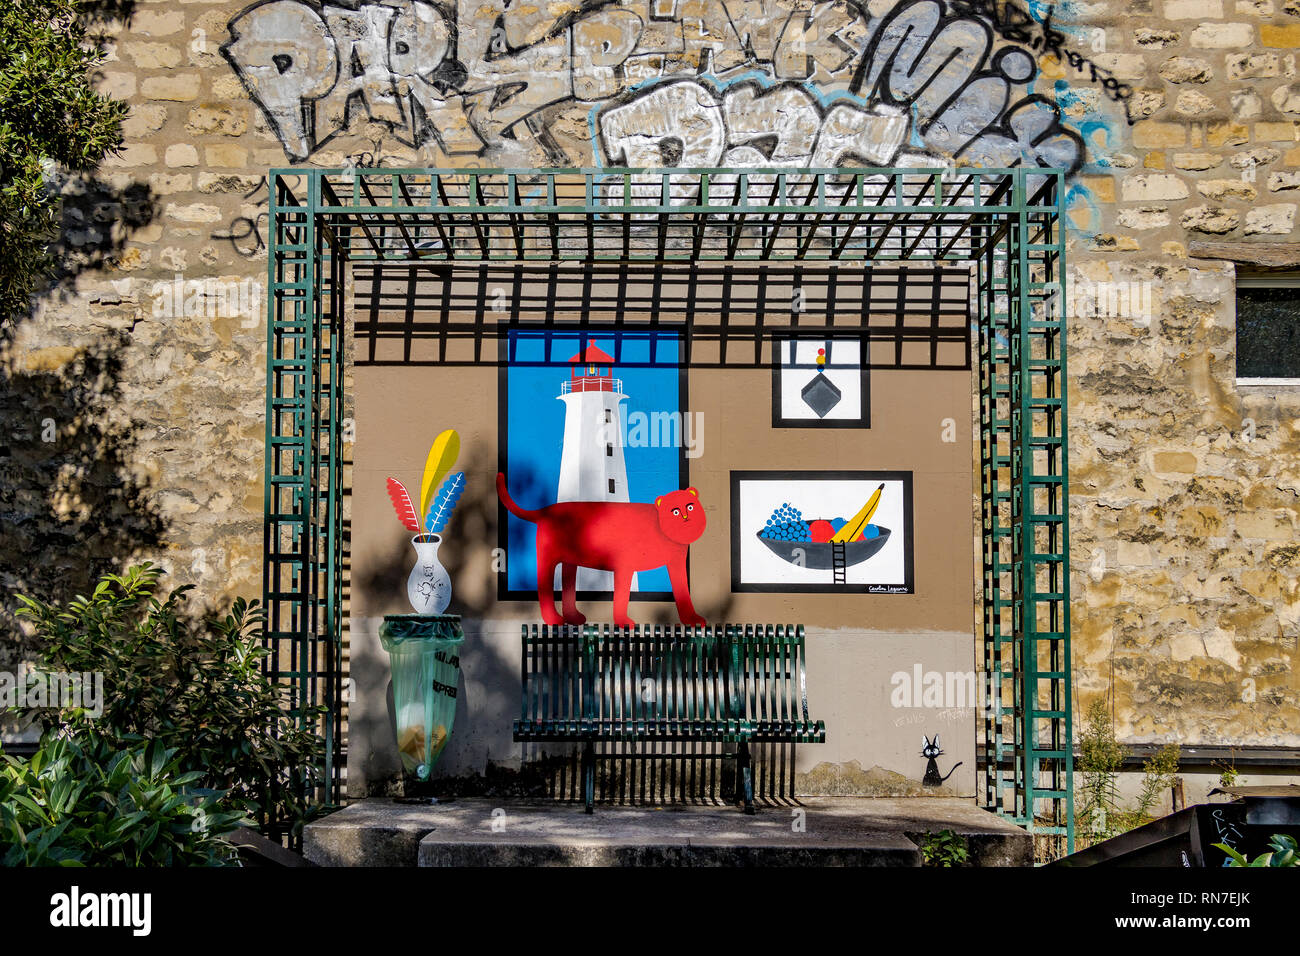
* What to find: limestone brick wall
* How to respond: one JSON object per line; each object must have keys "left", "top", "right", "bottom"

{"left": 1, "top": 0, "right": 1296, "bottom": 753}
{"left": 1059, "top": 0, "right": 1300, "bottom": 744}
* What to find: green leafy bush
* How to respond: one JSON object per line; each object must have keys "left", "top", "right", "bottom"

{"left": 919, "top": 829, "right": 970, "bottom": 867}
{"left": 16, "top": 564, "right": 326, "bottom": 840}
{"left": 1131, "top": 743, "right": 1181, "bottom": 822}
{"left": 1077, "top": 698, "right": 1126, "bottom": 842}
{"left": 1076, "top": 698, "right": 1181, "bottom": 844}
{"left": 1215, "top": 759, "right": 1240, "bottom": 789}
{"left": 1215, "top": 834, "right": 1298, "bottom": 868}
{"left": 1, "top": 734, "right": 244, "bottom": 866}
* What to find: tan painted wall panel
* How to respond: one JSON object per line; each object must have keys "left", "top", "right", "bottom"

{"left": 350, "top": 311, "right": 978, "bottom": 793}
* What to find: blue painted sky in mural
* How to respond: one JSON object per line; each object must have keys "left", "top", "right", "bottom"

{"left": 504, "top": 329, "right": 683, "bottom": 593}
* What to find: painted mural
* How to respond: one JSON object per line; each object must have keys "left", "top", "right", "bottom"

{"left": 498, "top": 474, "right": 707, "bottom": 627}
{"left": 731, "top": 470, "right": 914, "bottom": 593}
{"left": 499, "top": 328, "right": 693, "bottom": 609}
{"left": 920, "top": 734, "right": 962, "bottom": 786}
{"left": 222, "top": 0, "right": 1095, "bottom": 179}
{"left": 386, "top": 428, "right": 466, "bottom": 614}
{"left": 773, "top": 334, "right": 869, "bottom": 427}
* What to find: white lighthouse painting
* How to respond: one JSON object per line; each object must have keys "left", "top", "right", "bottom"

{"left": 501, "top": 328, "right": 684, "bottom": 599}
{"left": 555, "top": 340, "right": 636, "bottom": 592}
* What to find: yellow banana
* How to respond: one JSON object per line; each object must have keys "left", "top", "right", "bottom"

{"left": 831, "top": 483, "right": 885, "bottom": 542}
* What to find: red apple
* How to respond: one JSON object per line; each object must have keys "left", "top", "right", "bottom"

{"left": 808, "top": 519, "right": 835, "bottom": 543}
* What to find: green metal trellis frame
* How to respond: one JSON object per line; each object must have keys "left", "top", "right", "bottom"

{"left": 262, "top": 166, "right": 1072, "bottom": 849}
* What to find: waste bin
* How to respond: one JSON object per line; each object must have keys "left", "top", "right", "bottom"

{"left": 379, "top": 614, "right": 464, "bottom": 783}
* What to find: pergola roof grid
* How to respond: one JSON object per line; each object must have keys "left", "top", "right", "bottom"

{"left": 260, "top": 164, "right": 1073, "bottom": 847}
{"left": 272, "top": 167, "right": 1064, "bottom": 265}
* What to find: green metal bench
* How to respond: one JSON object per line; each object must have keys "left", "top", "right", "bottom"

{"left": 513, "top": 624, "right": 826, "bottom": 813}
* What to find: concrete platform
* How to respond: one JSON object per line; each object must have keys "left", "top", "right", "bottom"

{"left": 304, "top": 797, "right": 1032, "bottom": 867}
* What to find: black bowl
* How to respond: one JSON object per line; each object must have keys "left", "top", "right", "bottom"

{"left": 756, "top": 526, "right": 891, "bottom": 570}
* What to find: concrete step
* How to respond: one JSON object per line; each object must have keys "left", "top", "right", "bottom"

{"left": 304, "top": 797, "right": 1032, "bottom": 867}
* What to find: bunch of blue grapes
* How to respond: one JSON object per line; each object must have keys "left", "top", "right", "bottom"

{"left": 762, "top": 502, "right": 811, "bottom": 541}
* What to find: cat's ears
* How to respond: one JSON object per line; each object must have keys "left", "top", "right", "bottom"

{"left": 922, "top": 735, "right": 931, "bottom": 747}
{"left": 655, "top": 488, "right": 699, "bottom": 506}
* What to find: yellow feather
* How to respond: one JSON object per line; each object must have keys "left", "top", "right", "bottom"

{"left": 419, "top": 429, "right": 460, "bottom": 518}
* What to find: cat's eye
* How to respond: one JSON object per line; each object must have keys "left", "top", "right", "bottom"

{"left": 686, "top": 503, "right": 694, "bottom": 511}
{"left": 672, "top": 508, "right": 681, "bottom": 516}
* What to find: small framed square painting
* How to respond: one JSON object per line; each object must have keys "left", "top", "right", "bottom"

{"left": 771, "top": 333, "right": 870, "bottom": 428}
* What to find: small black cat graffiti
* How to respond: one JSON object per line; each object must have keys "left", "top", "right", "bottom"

{"left": 921, "top": 734, "right": 962, "bottom": 786}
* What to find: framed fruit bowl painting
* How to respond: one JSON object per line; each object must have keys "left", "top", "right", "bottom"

{"left": 730, "top": 470, "right": 914, "bottom": 594}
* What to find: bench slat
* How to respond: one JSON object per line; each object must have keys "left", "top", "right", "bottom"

{"left": 514, "top": 624, "right": 823, "bottom": 742}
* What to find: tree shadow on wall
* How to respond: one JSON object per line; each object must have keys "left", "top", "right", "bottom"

{"left": 82, "top": 1, "right": 137, "bottom": 24}
{"left": 0, "top": 330, "right": 166, "bottom": 668}
{"left": 42, "top": 176, "right": 157, "bottom": 304}
{"left": 39, "top": 1, "right": 155, "bottom": 307}
{"left": 0, "top": 0, "right": 164, "bottom": 665}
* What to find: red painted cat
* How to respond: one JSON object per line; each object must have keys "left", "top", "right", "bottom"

{"left": 497, "top": 472, "right": 707, "bottom": 628}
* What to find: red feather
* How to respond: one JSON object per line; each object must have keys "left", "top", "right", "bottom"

{"left": 386, "top": 478, "right": 420, "bottom": 533}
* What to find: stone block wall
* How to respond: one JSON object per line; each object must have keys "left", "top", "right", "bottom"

{"left": 1050, "top": 0, "right": 1300, "bottom": 743}
{"left": 1, "top": 0, "right": 1297, "bottom": 754}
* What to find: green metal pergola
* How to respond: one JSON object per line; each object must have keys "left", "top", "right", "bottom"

{"left": 262, "top": 166, "right": 1074, "bottom": 849}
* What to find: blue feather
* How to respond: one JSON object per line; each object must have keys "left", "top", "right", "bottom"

{"left": 424, "top": 472, "right": 465, "bottom": 533}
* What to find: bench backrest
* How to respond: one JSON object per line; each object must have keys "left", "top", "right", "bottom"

{"left": 518, "top": 624, "right": 811, "bottom": 726}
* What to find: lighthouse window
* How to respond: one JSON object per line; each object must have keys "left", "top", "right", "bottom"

{"left": 608, "top": 479, "right": 616, "bottom": 494}
{"left": 606, "top": 443, "right": 613, "bottom": 457}
{"left": 605, "top": 409, "right": 611, "bottom": 423}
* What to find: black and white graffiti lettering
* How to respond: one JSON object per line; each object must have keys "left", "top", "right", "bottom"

{"left": 223, "top": 0, "right": 1087, "bottom": 175}
{"left": 224, "top": 2, "right": 341, "bottom": 161}
{"left": 849, "top": 0, "right": 1081, "bottom": 170}
{"left": 597, "top": 79, "right": 908, "bottom": 205}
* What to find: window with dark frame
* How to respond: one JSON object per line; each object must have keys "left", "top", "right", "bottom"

{"left": 1236, "top": 277, "right": 1300, "bottom": 381}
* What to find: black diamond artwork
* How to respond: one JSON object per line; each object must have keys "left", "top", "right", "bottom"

{"left": 800, "top": 372, "right": 842, "bottom": 417}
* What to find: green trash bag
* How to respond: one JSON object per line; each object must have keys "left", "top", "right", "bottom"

{"left": 380, "top": 614, "right": 465, "bottom": 781}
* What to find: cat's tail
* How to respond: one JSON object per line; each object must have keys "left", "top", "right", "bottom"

{"left": 940, "top": 762, "right": 964, "bottom": 783}
{"left": 496, "top": 472, "right": 541, "bottom": 522}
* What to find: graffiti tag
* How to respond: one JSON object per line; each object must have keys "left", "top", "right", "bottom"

{"left": 209, "top": 175, "right": 270, "bottom": 258}
{"left": 223, "top": 0, "right": 1087, "bottom": 174}
{"left": 949, "top": 0, "right": 1137, "bottom": 120}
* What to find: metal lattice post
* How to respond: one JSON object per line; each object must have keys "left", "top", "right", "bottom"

{"left": 978, "top": 187, "right": 1021, "bottom": 822}
{"left": 976, "top": 170, "right": 1073, "bottom": 853}
{"left": 263, "top": 172, "right": 346, "bottom": 840}
{"left": 1007, "top": 171, "right": 1074, "bottom": 851}
{"left": 1023, "top": 172, "right": 1073, "bottom": 853}
{"left": 264, "top": 172, "right": 307, "bottom": 837}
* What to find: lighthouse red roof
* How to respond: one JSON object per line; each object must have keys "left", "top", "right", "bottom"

{"left": 567, "top": 339, "right": 616, "bottom": 365}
